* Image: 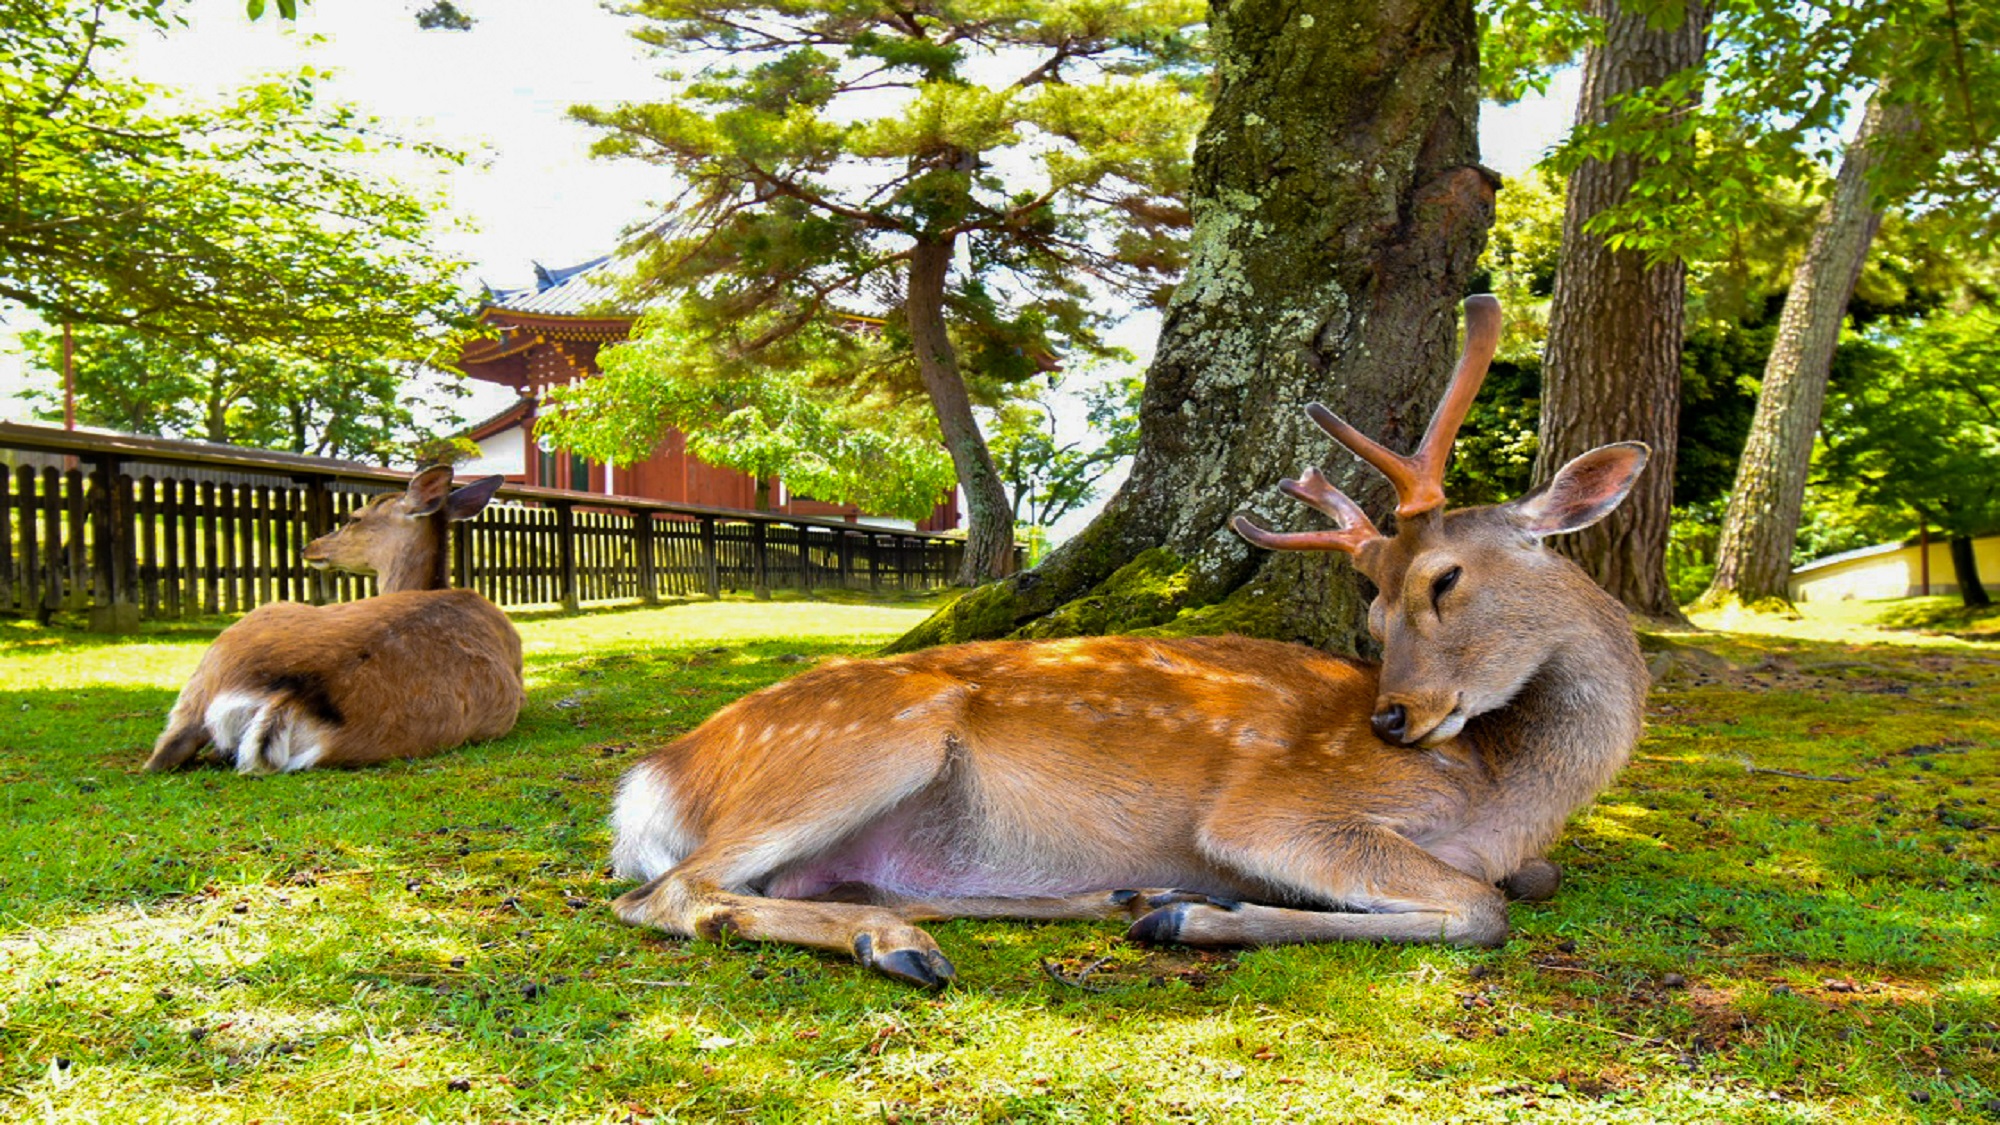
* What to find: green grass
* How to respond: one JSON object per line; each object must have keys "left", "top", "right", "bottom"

{"left": 2, "top": 594, "right": 1996, "bottom": 1123}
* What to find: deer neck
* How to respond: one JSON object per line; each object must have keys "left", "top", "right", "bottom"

{"left": 375, "top": 519, "right": 451, "bottom": 594}
{"left": 1454, "top": 616, "right": 1648, "bottom": 877}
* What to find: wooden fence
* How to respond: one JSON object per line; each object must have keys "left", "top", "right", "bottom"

{"left": 0, "top": 423, "right": 978, "bottom": 630}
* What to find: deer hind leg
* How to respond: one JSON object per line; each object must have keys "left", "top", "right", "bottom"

{"left": 146, "top": 698, "right": 211, "bottom": 772}
{"left": 1128, "top": 823, "right": 1511, "bottom": 949}
{"left": 615, "top": 864, "right": 960, "bottom": 988}
{"left": 610, "top": 747, "right": 968, "bottom": 987}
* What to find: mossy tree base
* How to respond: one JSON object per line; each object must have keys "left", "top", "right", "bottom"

{"left": 1688, "top": 588, "right": 1803, "bottom": 622}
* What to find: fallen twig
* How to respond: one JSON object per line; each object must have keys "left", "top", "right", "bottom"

{"left": 1532, "top": 962, "right": 1611, "bottom": 980}
{"left": 1041, "top": 956, "right": 1115, "bottom": 993}
{"left": 1746, "top": 766, "right": 1858, "bottom": 784}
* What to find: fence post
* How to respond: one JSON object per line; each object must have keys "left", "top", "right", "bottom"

{"left": 42, "top": 468, "right": 64, "bottom": 621}
{"left": 86, "top": 456, "right": 139, "bottom": 632}
{"left": 0, "top": 469, "right": 14, "bottom": 613}
{"left": 453, "top": 510, "right": 476, "bottom": 592}
{"left": 634, "top": 511, "right": 659, "bottom": 605}
{"left": 699, "top": 516, "right": 720, "bottom": 599}
{"left": 555, "top": 501, "right": 581, "bottom": 612}
{"left": 300, "top": 476, "right": 333, "bottom": 605}
{"left": 750, "top": 519, "right": 770, "bottom": 599}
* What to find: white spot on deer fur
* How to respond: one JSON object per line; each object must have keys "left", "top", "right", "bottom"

{"left": 609, "top": 763, "right": 693, "bottom": 882}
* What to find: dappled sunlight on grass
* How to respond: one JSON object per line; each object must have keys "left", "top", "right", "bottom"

{"left": 2, "top": 592, "right": 1996, "bottom": 1121}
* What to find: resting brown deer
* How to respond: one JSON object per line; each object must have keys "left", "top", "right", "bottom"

{"left": 608, "top": 295, "right": 1651, "bottom": 986}
{"left": 147, "top": 467, "right": 524, "bottom": 776}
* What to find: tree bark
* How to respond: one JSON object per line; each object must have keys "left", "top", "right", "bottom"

{"left": 1534, "top": 0, "right": 1709, "bottom": 623}
{"left": 907, "top": 237, "right": 1017, "bottom": 585}
{"left": 891, "top": 0, "right": 1491, "bottom": 654}
{"left": 1949, "top": 535, "right": 1991, "bottom": 608}
{"left": 1703, "top": 93, "right": 1919, "bottom": 609}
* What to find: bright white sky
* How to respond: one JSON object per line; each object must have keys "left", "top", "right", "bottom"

{"left": 0, "top": 0, "right": 1578, "bottom": 535}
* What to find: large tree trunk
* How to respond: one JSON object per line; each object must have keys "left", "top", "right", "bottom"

{"left": 1534, "top": 0, "right": 1709, "bottom": 623}
{"left": 1950, "top": 535, "right": 1991, "bottom": 608}
{"left": 890, "top": 0, "right": 1490, "bottom": 654}
{"left": 1702, "top": 93, "right": 1919, "bottom": 609}
{"left": 907, "top": 237, "right": 1017, "bottom": 585}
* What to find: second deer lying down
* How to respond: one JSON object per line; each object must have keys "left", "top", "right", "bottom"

{"left": 609, "top": 295, "right": 1652, "bottom": 986}
{"left": 146, "top": 467, "right": 524, "bottom": 776}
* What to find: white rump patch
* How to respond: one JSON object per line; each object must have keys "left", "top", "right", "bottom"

{"left": 261, "top": 712, "right": 328, "bottom": 775}
{"left": 608, "top": 763, "right": 694, "bottom": 882}
{"left": 207, "top": 692, "right": 328, "bottom": 777}
{"left": 205, "top": 692, "right": 267, "bottom": 763}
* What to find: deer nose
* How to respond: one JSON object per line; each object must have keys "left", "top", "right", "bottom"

{"left": 1371, "top": 704, "right": 1409, "bottom": 745}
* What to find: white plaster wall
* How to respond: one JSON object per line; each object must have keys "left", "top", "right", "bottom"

{"left": 462, "top": 425, "right": 526, "bottom": 477}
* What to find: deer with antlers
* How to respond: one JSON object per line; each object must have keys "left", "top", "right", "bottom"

{"left": 146, "top": 467, "right": 523, "bottom": 776}
{"left": 607, "top": 295, "right": 1651, "bottom": 986}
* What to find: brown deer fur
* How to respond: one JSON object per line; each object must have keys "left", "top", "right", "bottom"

{"left": 608, "top": 297, "right": 1652, "bottom": 987}
{"left": 146, "top": 467, "right": 523, "bottom": 776}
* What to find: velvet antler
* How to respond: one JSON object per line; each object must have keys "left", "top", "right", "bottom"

{"left": 1303, "top": 295, "right": 1502, "bottom": 518}
{"left": 1230, "top": 468, "right": 1383, "bottom": 556}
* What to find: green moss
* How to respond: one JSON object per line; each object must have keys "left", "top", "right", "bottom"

{"left": 877, "top": 580, "right": 1023, "bottom": 654}
{"left": 1689, "top": 587, "right": 1804, "bottom": 622}
{"left": 1132, "top": 581, "right": 1290, "bottom": 640}
{"left": 1012, "top": 549, "right": 1194, "bottom": 639}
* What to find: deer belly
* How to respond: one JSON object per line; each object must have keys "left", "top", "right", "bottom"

{"left": 761, "top": 803, "right": 1206, "bottom": 901}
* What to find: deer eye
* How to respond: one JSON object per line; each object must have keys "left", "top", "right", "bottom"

{"left": 1431, "top": 566, "right": 1462, "bottom": 610}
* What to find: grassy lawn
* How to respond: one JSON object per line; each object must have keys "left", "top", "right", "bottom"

{"left": 2, "top": 593, "right": 1995, "bottom": 1123}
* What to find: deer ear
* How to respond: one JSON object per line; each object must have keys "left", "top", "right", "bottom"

{"left": 403, "top": 465, "right": 456, "bottom": 516}
{"left": 446, "top": 475, "right": 504, "bottom": 521}
{"left": 1507, "top": 443, "right": 1649, "bottom": 537}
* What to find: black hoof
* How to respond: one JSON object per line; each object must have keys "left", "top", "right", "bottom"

{"left": 1127, "top": 903, "right": 1190, "bottom": 946}
{"left": 853, "top": 933, "right": 956, "bottom": 988}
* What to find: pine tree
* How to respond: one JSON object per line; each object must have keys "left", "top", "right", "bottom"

{"left": 568, "top": 0, "right": 1204, "bottom": 583}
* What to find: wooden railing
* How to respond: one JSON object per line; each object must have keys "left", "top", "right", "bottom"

{"left": 0, "top": 422, "right": 978, "bottom": 630}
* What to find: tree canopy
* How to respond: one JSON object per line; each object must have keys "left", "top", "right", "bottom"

{"left": 1820, "top": 308, "right": 2000, "bottom": 542}
{"left": 1, "top": 0, "right": 465, "bottom": 356}
{"left": 18, "top": 324, "right": 468, "bottom": 464}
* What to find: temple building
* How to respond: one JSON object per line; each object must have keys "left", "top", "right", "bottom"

{"left": 454, "top": 258, "right": 958, "bottom": 530}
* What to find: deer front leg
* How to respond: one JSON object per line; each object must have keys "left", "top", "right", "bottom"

{"left": 614, "top": 866, "right": 960, "bottom": 988}
{"left": 1129, "top": 823, "right": 1511, "bottom": 948}
{"left": 813, "top": 883, "right": 1206, "bottom": 925}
